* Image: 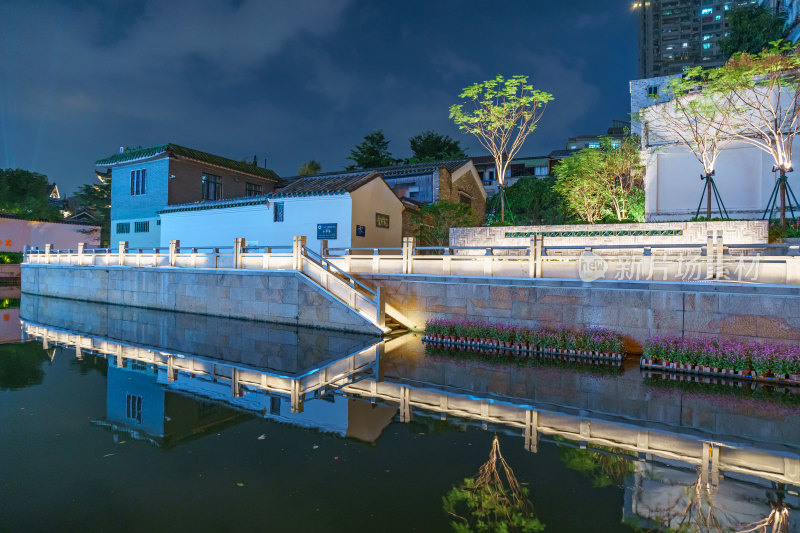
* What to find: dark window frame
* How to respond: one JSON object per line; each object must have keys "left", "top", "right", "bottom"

{"left": 273, "top": 202, "right": 284, "bottom": 222}
{"left": 202, "top": 173, "right": 223, "bottom": 201}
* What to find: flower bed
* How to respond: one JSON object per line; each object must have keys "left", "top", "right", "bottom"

{"left": 422, "top": 319, "right": 625, "bottom": 361}
{"left": 641, "top": 336, "right": 800, "bottom": 385}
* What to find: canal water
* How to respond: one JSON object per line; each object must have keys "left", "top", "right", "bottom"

{"left": 1, "top": 294, "right": 799, "bottom": 532}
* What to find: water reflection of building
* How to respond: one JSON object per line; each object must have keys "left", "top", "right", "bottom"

{"left": 0, "top": 285, "right": 21, "bottom": 344}
{"left": 21, "top": 312, "right": 800, "bottom": 531}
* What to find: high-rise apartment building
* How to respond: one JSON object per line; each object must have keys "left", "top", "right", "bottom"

{"left": 636, "top": 0, "right": 782, "bottom": 78}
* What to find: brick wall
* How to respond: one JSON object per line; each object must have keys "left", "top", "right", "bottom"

{"left": 168, "top": 159, "right": 276, "bottom": 205}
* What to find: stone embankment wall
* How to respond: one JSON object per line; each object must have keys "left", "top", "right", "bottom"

{"left": 22, "top": 264, "right": 383, "bottom": 335}
{"left": 363, "top": 274, "right": 800, "bottom": 352}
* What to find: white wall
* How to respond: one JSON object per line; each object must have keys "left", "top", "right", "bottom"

{"left": 159, "top": 196, "right": 353, "bottom": 252}
{"left": 348, "top": 178, "right": 404, "bottom": 250}
{"left": 644, "top": 140, "right": 790, "bottom": 220}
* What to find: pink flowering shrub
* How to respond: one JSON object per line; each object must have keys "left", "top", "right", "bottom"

{"left": 424, "top": 319, "right": 625, "bottom": 354}
{"left": 644, "top": 335, "right": 800, "bottom": 375}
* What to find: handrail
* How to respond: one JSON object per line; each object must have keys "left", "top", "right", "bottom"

{"left": 301, "top": 246, "right": 377, "bottom": 298}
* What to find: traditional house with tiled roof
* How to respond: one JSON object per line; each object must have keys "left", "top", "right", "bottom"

{"left": 280, "top": 158, "right": 486, "bottom": 234}
{"left": 158, "top": 172, "right": 403, "bottom": 252}
{"left": 97, "top": 143, "right": 280, "bottom": 248}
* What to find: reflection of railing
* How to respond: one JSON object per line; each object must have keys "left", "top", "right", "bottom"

{"left": 341, "top": 378, "right": 800, "bottom": 486}
{"left": 22, "top": 321, "right": 381, "bottom": 413}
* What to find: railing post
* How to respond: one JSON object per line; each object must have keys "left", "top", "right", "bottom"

{"left": 402, "top": 237, "right": 410, "bottom": 274}
{"left": 22, "top": 245, "right": 28, "bottom": 264}
{"left": 442, "top": 247, "right": 451, "bottom": 275}
{"left": 345, "top": 249, "right": 352, "bottom": 272}
{"left": 169, "top": 239, "right": 180, "bottom": 267}
{"left": 406, "top": 236, "right": 416, "bottom": 275}
{"left": 528, "top": 238, "right": 537, "bottom": 278}
{"left": 320, "top": 239, "right": 328, "bottom": 257}
{"left": 77, "top": 243, "right": 85, "bottom": 266}
{"left": 715, "top": 232, "right": 724, "bottom": 280}
{"left": 372, "top": 248, "right": 380, "bottom": 273}
{"left": 233, "top": 237, "right": 245, "bottom": 269}
{"left": 483, "top": 247, "right": 493, "bottom": 277}
{"left": 535, "top": 236, "right": 543, "bottom": 278}
{"left": 705, "top": 231, "right": 714, "bottom": 280}
{"left": 374, "top": 286, "right": 385, "bottom": 329}
{"left": 44, "top": 243, "right": 52, "bottom": 265}
{"left": 118, "top": 241, "right": 127, "bottom": 266}
{"left": 349, "top": 279, "right": 357, "bottom": 308}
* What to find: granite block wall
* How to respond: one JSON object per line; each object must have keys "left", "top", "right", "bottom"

{"left": 22, "top": 264, "right": 383, "bottom": 336}
{"left": 362, "top": 274, "right": 800, "bottom": 352}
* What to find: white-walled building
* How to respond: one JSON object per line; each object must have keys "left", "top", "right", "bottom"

{"left": 159, "top": 172, "right": 403, "bottom": 251}
{"left": 637, "top": 81, "right": 800, "bottom": 221}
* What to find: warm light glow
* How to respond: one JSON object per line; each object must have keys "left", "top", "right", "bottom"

{"left": 632, "top": 1, "right": 642, "bottom": 8}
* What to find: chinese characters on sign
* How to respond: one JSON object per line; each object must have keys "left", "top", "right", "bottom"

{"left": 375, "top": 213, "right": 390, "bottom": 228}
{"left": 317, "top": 223, "right": 337, "bottom": 240}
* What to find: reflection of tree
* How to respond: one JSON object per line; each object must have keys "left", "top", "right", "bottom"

{"left": 443, "top": 435, "right": 544, "bottom": 532}
{"left": 556, "top": 437, "right": 635, "bottom": 488}
{"left": 0, "top": 342, "right": 50, "bottom": 390}
{"left": 631, "top": 473, "right": 790, "bottom": 533}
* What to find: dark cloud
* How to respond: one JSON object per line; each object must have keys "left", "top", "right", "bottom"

{"left": 0, "top": 0, "right": 637, "bottom": 192}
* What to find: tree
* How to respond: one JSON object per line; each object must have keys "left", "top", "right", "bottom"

{"left": 408, "top": 130, "right": 466, "bottom": 162}
{"left": 502, "top": 177, "right": 568, "bottom": 225}
{"left": 450, "top": 75, "right": 553, "bottom": 222}
{"left": 718, "top": 5, "right": 787, "bottom": 60}
{"left": 73, "top": 171, "right": 112, "bottom": 246}
{"left": 346, "top": 130, "right": 397, "bottom": 169}
{"left": 707, "top": 41, "right": 800, "bottom": 226}
{"left": 553, "top": 136, "right": 645, "bottom": 223}
{"left": 410, "top": 201, "right": 478, "bottom": 246}
{"left": 298, "top": 160, "right": 322, "bottom": 175}
{"left": 640, "top": 68, "right": 735, "bottom": 218}
{"left": 0, "top": 168, "right": 62, "bottom": 222}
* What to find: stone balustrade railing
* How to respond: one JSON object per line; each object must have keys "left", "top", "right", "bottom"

{"left": 23, "top": 233, "right": 800, "bottom": 285}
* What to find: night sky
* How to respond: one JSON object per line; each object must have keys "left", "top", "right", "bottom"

{"left": 0, "top": 0, "right": 638, "bottom": 194}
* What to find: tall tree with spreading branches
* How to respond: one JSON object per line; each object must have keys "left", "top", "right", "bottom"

{"left": 346, "top": 130, "right": 397, "bottom": 169}
{"left": 450, "top": 75, "right": 553, "bottom": 222}
{"left": 640, "top": 68, "right": 736, "bottom": 218}
{"left": 708, "top": 41, "right": 800, "bottom": 226}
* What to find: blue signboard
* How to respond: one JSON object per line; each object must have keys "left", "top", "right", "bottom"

{"left": 317, "top": 223, "right": 338, "bottom": 240}
{"left": 356, "top": 225, "right": 365, "bottom": 237}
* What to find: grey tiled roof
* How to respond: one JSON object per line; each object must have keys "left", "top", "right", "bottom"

{"left": 548, "top": 149, "right": 579, "bottom": 159}
{"left": 279, "top": 158, "right": 472, "bottom": 184}
{"left": 273, "top": 172, "right": 377, "bottom": 197}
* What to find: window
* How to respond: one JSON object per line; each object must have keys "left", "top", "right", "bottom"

{"left": 682, "top": 42, "right": 689, "bottom": 48}
{"left": 701, "top": 7, "right": 712, "bottom": 14}
{"left": 703, "top": 34, "right": 712, "bottom": 41}
{"left": 376, "top": 213, "right": 390, "bottom": 228}
{"left": 647, "top": 85, "right": 659, "bottom": 97}
{"left": 611, "top": 141, "right": 621, "bottom": 149}
{"left": 130, "top": 169, "right": 147, "bottom": 196}
{"left": 116, "top": 222, "right": 130, "bottom": 234}
{"left": 703, "top": 43, "right": 712, "bottom": 49}
{"left": 273, "top": 202, "right": 284, "bottom": 222}
{"left": 134, "top": 221, "right": 149, "bottom": 233}
{"left": 126, "top": 394, "right": 142, "bottom": 423}
{"left": 534, "top": 166, "right": 549, "bottom": 177}
{"left": 587, "top": 142, "right": 601, "bottom": 149}
{"left": 715, "top": 14, "right": 721, "bottom": 20}
{"left": 202, "top": 173, "right": 222, "bottom": 201}
{"left": 270, "top": 396, "right": 281, "bottom": 415}
{"left": 245, "top": 182, "right": 263, "bottom": 197}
